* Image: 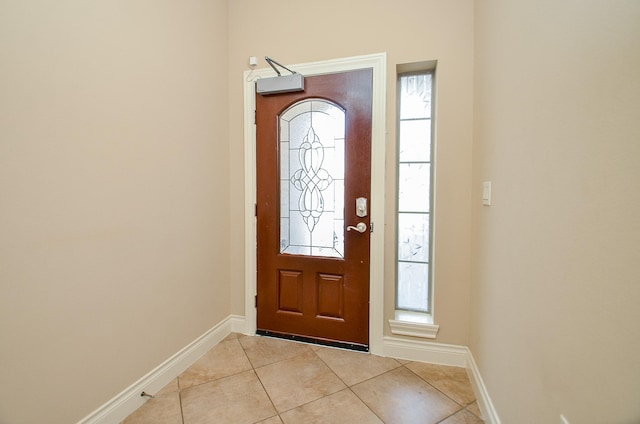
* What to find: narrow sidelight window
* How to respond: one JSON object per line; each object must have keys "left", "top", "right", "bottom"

{"left": 396, "top": 71, "right": 434, "bottom": 314}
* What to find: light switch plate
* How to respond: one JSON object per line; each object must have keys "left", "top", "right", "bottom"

{"left": 482, "top": 181, "right": 492, "bottom": 206}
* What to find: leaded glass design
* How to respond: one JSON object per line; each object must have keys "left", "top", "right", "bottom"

{"left": 396, "top": 72, "right": 433, "bottom": 313}
{"left": 279, "top": 99, "right": 345, "bottom": 258}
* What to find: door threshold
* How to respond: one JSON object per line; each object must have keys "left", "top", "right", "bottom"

{"left": 256, "top": 330, "right": 369, "bottom": 352}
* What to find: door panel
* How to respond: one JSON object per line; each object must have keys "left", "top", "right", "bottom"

{"left": 256, "top": 69, "right": 372, "bottom": 349}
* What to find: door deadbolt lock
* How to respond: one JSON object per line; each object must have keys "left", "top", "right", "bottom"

{"left": 356, "top": 197, "right": 368, "bottom": 218}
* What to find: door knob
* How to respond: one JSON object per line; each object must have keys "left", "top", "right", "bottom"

{"left": 347, "top": 222, "right": 368, "bottom": 233}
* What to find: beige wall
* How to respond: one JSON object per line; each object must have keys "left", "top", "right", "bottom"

{"left": 471, "top": 1, "right": 640, "bottom": 423}
{"left": 228, "top": 0, "right": 475, "bottom": 345}
{"left": 0, "top": 1, "right": 229, "bottom": 423}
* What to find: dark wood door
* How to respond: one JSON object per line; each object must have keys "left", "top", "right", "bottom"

{"left": 256, "top": 69, "right": 373, "bottom": 350}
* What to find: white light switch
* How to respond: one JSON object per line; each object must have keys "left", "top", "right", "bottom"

{"left": 482, "top": 181, "right": 492, "bottom": 206}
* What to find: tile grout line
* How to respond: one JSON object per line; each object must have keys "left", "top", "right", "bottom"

{"left": 239, "top": 335, "right": 285, "bottom": 424}
{"left": 312, "top": 348, "right": 392, "bottom": 424}
{"left": 250, "top": 345, "right": 344, "bottom": 419}
{"left": 462, "top": 403, "right": 485, "bottom": 422}
{"left": 434, "top": 404, "right": 484, "bottom": 424}
{"left": 401, "top": 363, "right": 483, "bottom": 421}
{"left": 177, "top": 337, "right": 250, "bottom": 392}
{"left": 213, "top": 334, "right": 280, "bottom": 424}
{"left": 180, "top": 336, "right": 282, "bottom": 424}
{"left": 178, "top": 385, "right": 186, "bottom": 424}
{"left": 278, "top": 349, "right": 358, "bottom": 417}
{"left": 347, "top": 365, "right": 439, "bottom": 424}
{"left": 402, "top": 363, "right": 465, "bottom": 406}
{"left": 246, "top": 338, "right": 384, "bottom": 421}
{"left": 345, "top": 386, "right": 387, "bottom": 423}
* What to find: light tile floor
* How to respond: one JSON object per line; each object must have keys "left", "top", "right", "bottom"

{"left": 122, "top": 333, "right": 484, "bottom": 424}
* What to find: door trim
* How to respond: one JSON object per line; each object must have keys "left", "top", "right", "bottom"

{"left": 243, "top": 53, "right": 386, "bottom": 354}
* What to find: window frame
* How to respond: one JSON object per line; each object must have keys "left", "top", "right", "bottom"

{"left": 390, "top": 64, "right": 439, "bottom": 338}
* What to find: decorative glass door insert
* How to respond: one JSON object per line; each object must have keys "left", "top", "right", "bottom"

{"left": 279, "top": 99, "right": 345, "bottom": 258}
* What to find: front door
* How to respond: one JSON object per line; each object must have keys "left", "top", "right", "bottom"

{"left": 256, "top": 69, "right": 373, "bottom": 350}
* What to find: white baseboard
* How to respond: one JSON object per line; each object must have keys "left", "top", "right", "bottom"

{"left": 382, "top": 335, "right": 468, "bottom": 366}
{"left": 77, "top": 314, "right": 246, "bottom": 424}
{"left": 229, "top": 313, "right": 251, "bottom": 335}
{"left": 382, "top": 336, "right": 500, "bottom": 424}
{"left": 464, "top": 346, "right": 501, "bottom": 424}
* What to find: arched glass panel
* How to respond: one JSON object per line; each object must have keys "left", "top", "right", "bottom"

{"left": 279, "top": 99, "right": 345, "bottom": 258}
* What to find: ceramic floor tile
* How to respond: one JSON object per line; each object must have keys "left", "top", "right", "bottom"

{"left": 181, "top": 370, "right": 276, "bottom": 424}
{"left": 255, "top": 415, "right": 284, "bottom": 424}
{"left": 465, "top": 401, "right": 483, "bottom": 419}
{"left": 351, "top": 367, "right": 461, "bottom": 424}
{"left": 255, "top": 349, "right": 346, "bottom": 413}
{"left": 315, "top": 346, "right": 401, "bottom": 386}
{"left": 439, "top": 408, "right": 485, "bottom": 424}
{"left": 178, "top": 338, "right": 252, "bottom": 390}
{"left": 280, "top": 388, "right": 383, "bottom": 424}
{"left": 406, "top": 361, "right": 476, "bottom": 406}
{"left": 239, "top": 334, "right": 314, "bottom": 368}
{"left": 222, "top": 332, "right": 239, "bottom": 342}
{"left": 155, "top": 378, "right": 179, "bottom": 396}
{"left": 121, "top": 392, "right": 181, "bottom": 424}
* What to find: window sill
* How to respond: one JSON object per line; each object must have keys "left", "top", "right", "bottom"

{"left": 389, "top": 311, "right": 439, "bottom": 339}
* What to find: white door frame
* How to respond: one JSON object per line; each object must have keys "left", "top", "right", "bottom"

{"left": 242, "top": 53, "right": 386, "bottom": 354}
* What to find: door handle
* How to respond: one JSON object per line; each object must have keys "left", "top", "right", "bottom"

{"left": 347, "top": 222, "right": 368, "bottom": 233}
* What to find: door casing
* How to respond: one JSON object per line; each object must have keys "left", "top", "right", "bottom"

{"left": 243, "top": 53, "right": 387, "bottom": 354}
